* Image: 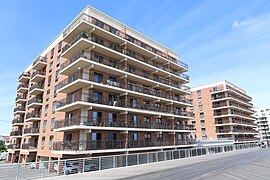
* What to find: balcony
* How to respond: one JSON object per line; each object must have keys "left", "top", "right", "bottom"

{"left": 13, "top": 106, "right": 26, "bottom": 114}
{"left": 21, "top": 142, "right": 38, "bottom": 152}
{"left": 57, "top": 93, "right": 193, "bottom": 118}
{"left": 62, "top": 14, "right": 188, "bottom": 71}
{"left": 25, "top": 112, "right": 41, "bottom": 122}
{"left": 18, "top": 72, "right": 30, "bottom": 83}
{"left": 53, "top": 139, "right": 196, "bottom": 152}
{"left": 216, "top": 129, "right": 257, "bottom": 134}
{"left": 54, "top": 117, "right": 195, "bottom": 132}
{"left": 32, "top": 56, "right": 47, "bottom": 70}
{"left": 12, "top": 118, "right": 24, "bottom": 126}
{"left": 58, "top": 71, "right": 189, "bottom": 107}
{"left": 210, "top": 86, "right": 252, "bottom": 101}
{"left": 215, "top": 119, "right": 255, "bottom": 127}
{"left": 17, "top": 83, "right": 28, "bottom": 93}
{"left": 29, "top": 83, "right": 44, "bottom": 95}
{"left": 15, "top": 94, "right": 27, "bottom": 104}
{"left": 27, "top": 97, "right": 43, "bottom": 108}
{"left": 61, "top": 32, "right": 189, "bottom": 83}
{"left": 10, "top": 131, "right": 22, "bottom": 137}
{"left": 7, "top": 144, "right": 21, "bottom": 150}
{"left": 23, "top": 127, "right": 40, "bottom": 136}
{"left": 31, "top": 70, "right": 46, "bottom": 82}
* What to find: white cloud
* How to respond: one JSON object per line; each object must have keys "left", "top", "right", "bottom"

{"left": 232, "top": 13, "right": 270, "bottom": 34}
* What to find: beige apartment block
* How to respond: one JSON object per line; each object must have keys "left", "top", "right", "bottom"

{"left": 188, "top": 80, "right": 257, "bottom": 143}
{"left": 7, "top": 6, "right": 195, "bottom": 163}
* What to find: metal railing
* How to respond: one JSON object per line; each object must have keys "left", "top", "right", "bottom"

{"left": 62, "top": 13, "right": 188, "bottom": 70}
{"left": 54, "top": 117, "right": 195, "bottom": 131}
{"left": 1, "top": 143, "right": 257, "bottom": 179}
{"left": 32, "top": 56, "right": 47, "bottom": 67}
{"left": 61, "top": 31, "right": 189, "bottom": 81}
{"left": 57, "top": 92, "right": 193, "bottom": 117}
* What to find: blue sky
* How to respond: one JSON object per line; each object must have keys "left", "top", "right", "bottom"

{"left": 0, "top": 0, "right": 270, "bottom": 135}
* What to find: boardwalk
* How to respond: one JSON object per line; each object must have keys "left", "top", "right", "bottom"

{"left": 45, "top": 148, "right": 270, "bottom": 180}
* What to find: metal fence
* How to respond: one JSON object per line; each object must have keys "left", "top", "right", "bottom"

{"left": 0, "top": 143, "right": 257, "bottom": 180}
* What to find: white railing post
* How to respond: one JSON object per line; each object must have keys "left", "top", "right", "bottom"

{"left": 147, "top": 153, "right": 150, "bottom": 163}
{"left": 113, "top": 156, "right": 116, "bottom": 168}
{"left": 42, "top": 162, "right": 45, "bottom": 178}
{"left": 137, "top": 154, "right": 139, "bottom": 165}
{"left": 125, "top": 154, "right": 128, "bottom": 166}
{"left": 99, "top": 157, "right": 101, "bottom": 170}
{"left": 82, "top": 158, "right": 85, "bottom": 173}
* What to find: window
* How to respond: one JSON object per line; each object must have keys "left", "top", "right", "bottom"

{"left": 129, "top": 66, "right": 136, "bottom": 73}
{"left": 190, "top": 106, "right": 194, "bottom": 112}
{"left": 46, "top": 90, "right": 50, "bottom": 101}
{"left": 52, "top": 101, "right": 57, "bottom": 114}
{"left": 200, "top": 112, "right": 204, "bottom": 118}
{"left": 58, "top": 41, "right": 62, "bottom": 52}
{"left": 94, "top": 54, "right": 103, "bottom": 63}
{"left": 191, "top": 121, "right": 196, "bottom": 125}
{"left": 200, "top": 120, "right": 205, "bottom": 126}
{"left": 93, "top": 73, "right": 103, "bottom": 83}
{"left": 213, "top": 86, "right": 219, "bottom": 91}
{"left": 49, "top": 62, "right": 53, "bottom": 73}
{"left": 108, "top": 59, "right": 117, "bottom": 67}
{"left": 197, "top": 90, "right": 201, "bottom": 96}
{"left": 199, "top": 105, "right": 203, "bottom": 111}
{"left": 109, "top": 26, "right": 117, "bottom": 35}
{"left": 144, "top": 133, "right": 151, "bottom": 140}
{"left": 50, "top": 118, "right": 55, "bottom": 131}
{"left": 55, "top": 70, "right": 59, "bottom": 82}
{"left": 157, "top": 133, "right": 163, "bottom": 140}
{"left": 93, "top": 92, "right": 102, "bottom": 103}
{"left": 49, "top": 135, "right": 54, "bottom": 150}
{"left": 43, "top": 120, "right": 47, "bottom": 133}
{"left": 48, "top": 75, "right": 52, "bottom": 87}
{"left": 54, "top": 85, "right": 58, "bottom": 97}
{"left": 198, "top": 97, "right": 202, "bottom": 103}
{"left": 41, "top": 136, "right": 45, "bottom": 149}
{"left": 93, "top": 111, "right": 102, "bottom": 123}
{"left": 201, "top": 128, "right": 206, "bottom": 134}
{"left": 44, "top": 104, "right": 48, "bottom": 116}
{"left": 56, "top": 56, "right": 60, "bottom": 67}
{"left": 95, "top": 19, "right": 104, "bottom": 28}
{"left": 130, "top": 99, "right": 137, "bottom": 108}
{"left": 50, "top": 48, "right": 54, "bottom": 59}
{"left": 130, "top": 133, "right": 138, "bottom": 141}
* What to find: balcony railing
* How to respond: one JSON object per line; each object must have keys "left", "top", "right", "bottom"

{"left": 17, "top": 83, "right": 28, "bottom": 90}
{"left": 27, "top": 97, "right": 43, "bottom": 105}
{"left": 32, "top": 56, "right": 47, "bottom": 66}
{"left": 23, "top": 127, "right": 40, "bottom": 134}
{"left": 54, "top": 117, "right": 195, "bottom": 131}
{"left": 7, "top": 144, "right": 21, "bottom": 149}
{"left": 10, "top": 131, "right": 22, "bottom": 136}
{"left": 58, "top": 70, "right": 189, "bottom": 104}
{"left": 18, "top": 72, "right": 30, "bottom": 80}
{"left": 31, "top": 70, "right": 46, "bottom": 79}
{"left": 13, "top": 106, "right": 25, "bottom": 112}
{"left": 216, "top": 129, "right": 256, "bottom": 133}
{"left": 15, "top": 94, "right": 27, "bottom": 101}
{"left": 63, "top": 14, "right": 188, "bottom": 69}
{"left": 53, "top": 139, "right": 195, "bottom": 151}
{"left": 57, "top": 93, "right": 193, "bottom": 117}
{"left": 26, "top": 112, "right": 41, "bottom": 119}
{"left": 216, "top": 120, "right": 254, "bottom": 126}
{"left": 12, "top": 118, "right": 24, "bottom": 124}
{"left": 29, "top": 83, "right": 44, "bottom": 92}
{"left": 21, "top": 142, "right": 38, "bottom": 150}
{"left": 62, "top": 32, "right": 189, "bottom": 81}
